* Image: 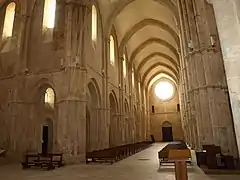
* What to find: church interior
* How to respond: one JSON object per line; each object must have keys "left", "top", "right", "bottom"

{"left": 0, "top": 0, "right": 240, "bottom": 179}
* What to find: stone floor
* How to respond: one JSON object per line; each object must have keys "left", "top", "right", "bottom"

{"left": 0, "top": 143, "right": 239, "bottom": 180}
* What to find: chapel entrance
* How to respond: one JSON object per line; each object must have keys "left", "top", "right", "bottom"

{"left": 162, "top": 121, "right": 173, "bottom": 142}
{"left": 42, "top": 119, "right": 53, "bottom": 154}
{"left": 42, "top": 125, "right": 49, "bottom": 155}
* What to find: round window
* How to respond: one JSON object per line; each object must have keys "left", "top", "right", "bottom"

{"left": 154, "top": 80, "right": 175, "bottom": 101}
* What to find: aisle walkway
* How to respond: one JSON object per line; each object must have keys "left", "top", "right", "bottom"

{"left": 0, "top": 143, "right": 238, "bottom": 180}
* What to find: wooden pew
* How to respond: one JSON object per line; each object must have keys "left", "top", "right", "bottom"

{"left": 86, "top": 141, "right": 152, "bottom": 164}
{"left": 158, "top": 141, "right": 191, "bottom": 166}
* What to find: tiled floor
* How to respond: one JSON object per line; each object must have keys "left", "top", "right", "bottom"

{"left": 0, "top": 143, "right": 239, "bottom": 180}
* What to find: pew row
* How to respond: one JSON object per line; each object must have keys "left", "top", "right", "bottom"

{"left": 158, "top": 141, "right": 192, "bottom": 166}
{"left": 86, "top": 141, "right": 152, "bottom": 164}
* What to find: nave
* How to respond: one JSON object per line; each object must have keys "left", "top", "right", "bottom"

{"left": 0, "top": 143, "right": 238, "bottom": 180}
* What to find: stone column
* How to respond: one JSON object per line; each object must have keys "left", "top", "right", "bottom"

{"left": 56, "top": 1, "right": 88, "bottom": 163}
{"left": 103, "top": 37, "right": 110, "bottom": 149}
{"left": 210, "top": 0, "right": 240, "bottom": 155}
{"left": 119, "top": 57, "right": 125, "bottom": 145}
{"left": 178, "top": 0, "right": 238, "bottom": 156}
{"left": 177, "top": 0, "right": 192, "bottom": 146}
{"left": 178, "top": 0, "right": 200, "bottom": 149}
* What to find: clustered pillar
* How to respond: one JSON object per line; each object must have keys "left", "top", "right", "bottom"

{"left": 57, "top": 1, "right": 88, "bottom": 163}
{"left": 178, "top": 0, "right": 238, "bottom": 157}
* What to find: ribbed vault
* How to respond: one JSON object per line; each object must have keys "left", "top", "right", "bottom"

{"left": 106, "top": 0, "right": 180, "bottom": 91}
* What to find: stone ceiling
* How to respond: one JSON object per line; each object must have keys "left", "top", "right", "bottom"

{"left": 105, "top": 0, "right": 180, "bottom": 88}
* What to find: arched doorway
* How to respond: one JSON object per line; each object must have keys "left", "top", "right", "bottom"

{"left": 162, "top": 121, "right": 173, "bottom": 142}
{"left": 86, "top": 81, "right": 100, "bottom": 151}
{"left": 38, "top": 85, "right": 55, "bottom": 155}
{"left": 109, "top": 92, "right": 118, "bottom": 147}
{"left": 42, "top": 119, "right": 53, "bottom": 154}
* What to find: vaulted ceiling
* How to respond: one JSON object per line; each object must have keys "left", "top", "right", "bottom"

{"left": 105, "top": 0, "right": 180, "bottom": 89}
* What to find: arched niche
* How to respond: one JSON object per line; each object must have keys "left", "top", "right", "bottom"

{"left": 87, "top": 80, "right": 100, "bottom": 108}
{"left": 86, "top": 79, "right": 101, "bottom": 151}
{"left": 124, "top": 99, "right": 131, "bottom": 143}
{"left": 32, "top": 83, "right": 57, "bottom": 116}
{"left": 132, "top": 105, "right": 137, "bottom": 142}
{"left": 109, "top": 91, "right": 118, "bottom": 147}
{"left": 109, "top": 91, "right": 118, "bottom": 113}
{"left": 124, "top": 99, "right": 129, "bottom": 115}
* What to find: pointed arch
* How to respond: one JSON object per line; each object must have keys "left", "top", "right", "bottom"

{"left": 104, "top": 0, "right": 179, "bottom": 37}
{"left": 109, "top": 90, "right": 119, "bottom": 147}
{"left": 142, "top": 62, "right": 178, "bottom": 83}
{"left": 162, "top": 121, "right": 172, "bottom": 127}
{"left": 32, "top": 78, "right": 57, "bottom": 104}
{"left": 124, "top": 99, "right": 129, "bottom": 114}
{"left": 130, "top": 38, "right": 179, "bottom": 65}
{"left": 109, "top": 90, "right": 118, "bottom": 113}
{"left": 146, "top": 71, "right": 178, "bottom": 91}
{"left": 86, "top": 78, "right": 101, "bottom": 151}
{"left": 119, "top": 18, "right": 180, "bottom": 55}
{"left": 87, "top": 78, "right": 101, "bottom": 108}
{"left": 136, "top": 52, "right": 179, "bottom": 74}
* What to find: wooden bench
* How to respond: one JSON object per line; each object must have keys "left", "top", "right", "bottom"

{"left": 158, "top": 141, "right": 191, "bottom": 166}
{"left": 38, "top": 153, "right": 64, "bottom": 167}
{"left": 21, "top": 153, "right": 64, "bottom": 170}
{"left": 86, "top": 141, "right": 152, "bottom": 164}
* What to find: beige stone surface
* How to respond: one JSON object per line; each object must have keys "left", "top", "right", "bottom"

{"left": 149, "top": 80, "right": 183, "bottom": 142}
{"left": 211, "top": 0, "right": 240, "bottom": 156}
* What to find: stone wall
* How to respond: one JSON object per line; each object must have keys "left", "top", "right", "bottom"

{"left": 210, "top": 0, "right": 240, "bottom": 156}
{"left": 149, "top": 80, "right": 183, "bottom": 142}
{"left": 0, "top": 0, "right": 149, "bottom": 163}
